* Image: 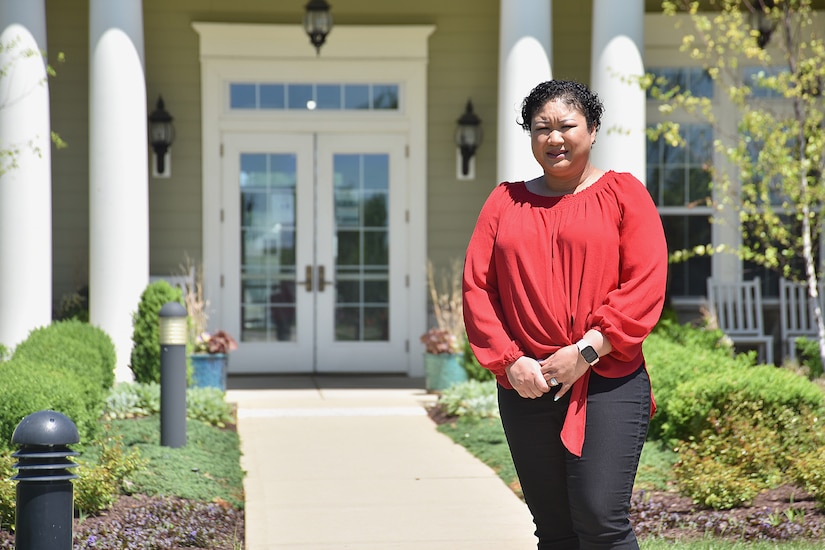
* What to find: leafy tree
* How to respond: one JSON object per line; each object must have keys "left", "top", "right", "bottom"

{"left": 645, "top": 0, "right": 825, "bottom": 366}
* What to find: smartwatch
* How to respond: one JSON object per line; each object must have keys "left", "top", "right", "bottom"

{"left": 576, "top": 339, "right": 600, "bottom": 366}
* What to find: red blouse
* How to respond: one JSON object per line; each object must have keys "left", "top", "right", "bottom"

{"left": 462, "top": 171, "right": 668, "bottom": 456}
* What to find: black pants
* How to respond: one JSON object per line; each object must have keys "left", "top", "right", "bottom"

{"left": 498, "top": 364, "right": 650, "bottom": 550}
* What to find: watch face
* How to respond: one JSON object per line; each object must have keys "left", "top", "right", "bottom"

{"left": 580, "top": 346, "right": 599, "bottom": 364}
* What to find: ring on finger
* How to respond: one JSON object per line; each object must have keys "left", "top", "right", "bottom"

{"left": 550, "top": 377, "right": 559, "bottom": 387}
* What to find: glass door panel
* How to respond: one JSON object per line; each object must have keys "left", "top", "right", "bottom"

{"left": 240, "top": 153, "right": 297, "bottom": 342}
{"left": 334, "top": 153, "right": 390, "bottom": 342}
{"left": 315, "top": 134, "right": 407, "bottom": 372}
{"left": 222, "top": 134, "right": 314, "bottom": 373}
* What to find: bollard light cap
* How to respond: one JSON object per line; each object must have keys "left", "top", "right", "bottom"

{"left": 159, "top": 301, "right": 187, "bottom": 318}
{"left": 12, "top": 410, "right": 80, "bottom": 446}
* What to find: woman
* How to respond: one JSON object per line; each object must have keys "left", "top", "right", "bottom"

{"left": 462, "top": 80, "right": 668, "bottom": 549}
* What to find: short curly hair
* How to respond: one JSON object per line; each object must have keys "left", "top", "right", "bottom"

{"left": 518, "top": 80, "right": 604, "bottom": 133}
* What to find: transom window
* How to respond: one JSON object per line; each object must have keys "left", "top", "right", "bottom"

{"left": 229, "top": 82, "right": 400, "bottom": 111}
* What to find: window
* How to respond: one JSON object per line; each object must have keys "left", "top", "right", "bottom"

{"left": 646, "top": 67, "right": 713, "bottom": 99}
{"left": 646, "top": 66, "right": 716, "bottom": 299}
{"left": 647, "top": 122, "right": 714, "bottom": 298}
{"left": 229, "top": 82, "right": 400, "bottom": 111}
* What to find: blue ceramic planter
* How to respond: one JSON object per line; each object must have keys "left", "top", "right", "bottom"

{"left": 424, "top": 353, "right": 468, "bottom": 391}
{"left": 190, "top": 353, "right": 228, "bottom": 391}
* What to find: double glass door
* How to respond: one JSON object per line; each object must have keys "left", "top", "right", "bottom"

{"left": 221, "top": 133, "right": 408, "bottom": 373}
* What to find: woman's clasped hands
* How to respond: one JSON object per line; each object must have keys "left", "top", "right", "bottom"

{"left": 505, "top": 345, "right": 589, "bottom": 401}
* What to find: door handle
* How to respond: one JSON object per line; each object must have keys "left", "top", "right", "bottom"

{"left": 318, "top": 265, "right": 335, "bottom": 292}
{"left": 296, "top": 265, "right": 313, "bottom": 292}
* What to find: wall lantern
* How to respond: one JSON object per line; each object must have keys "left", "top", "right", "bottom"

{"left": 751, "top": 0, "right": 777, "bottom": 49}
{"left": 148, "top": 96, "right": 175, "bottom": 178}
{"left": 304, "top": 0, "right": 333, "bottom": 55}
{"left": 455, "top": 100, "right": 482, "bottom": 180}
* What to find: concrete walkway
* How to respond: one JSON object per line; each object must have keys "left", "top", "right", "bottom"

{"left": 225, "top": 375, "right": 537, "bottom": 550}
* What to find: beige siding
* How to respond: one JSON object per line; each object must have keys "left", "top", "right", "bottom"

{"left": 552, "top": 1, "right": 593, "bottom": 85}
{"left": 425, "top": 0, "right": 499, "bottom": 272}
{"left": 144, "top": 0, "right": 207, "bottom": 278}
{"left": 48, "top": 0, "right": 90, "bottom": 308}
{"left": 45, "top": 0, "right": 601, "bottom": 307}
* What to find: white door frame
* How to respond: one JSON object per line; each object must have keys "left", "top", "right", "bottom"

{"left": 221, "top": 132, "right": 408, "bottom": 373}
{"left": 193, "top": 23, "right": 433, "bottom": 376}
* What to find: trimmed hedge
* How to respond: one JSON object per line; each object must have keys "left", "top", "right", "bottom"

{"left": 664, "top": 364, "right": 825, "bottom": 444}
{"left": 674, "top": 378, "right": 825, "bottom": 509}
{"left": 0, "top": 358, "right": 102, "bottom": 449}
{"left": 0, "top": 320, "right": 116, "bottom": 450}
{"left": 644, "top": 318, "right": 825, "bottom": 509}
{"left": 643, "top": 319, "right": 755, "bottom": 441}
{"left": 12, "top": 319, "right": 116, "bottom": 390}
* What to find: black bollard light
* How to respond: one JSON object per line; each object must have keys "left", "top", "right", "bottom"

{"left": 12, "top": 410, "right": 80, "bottom": 550}
{"left": 159, "top": 301, "right": 188, "bottom": 448}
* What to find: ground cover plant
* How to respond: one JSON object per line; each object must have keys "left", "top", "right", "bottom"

{"left": 0, "top": 390, "right": 244, "bottom": 549}
{"left": 431, "top": 318, "right": 825, "bottom": 545}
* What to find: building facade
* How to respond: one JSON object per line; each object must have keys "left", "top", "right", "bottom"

{"left": 1, "top": 0, "right": 817, "bottom": 379}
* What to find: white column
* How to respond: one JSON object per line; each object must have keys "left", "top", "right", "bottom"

{"left": 590, "top": 0, "right": 646, "bottom": 181}
{"left": 89, "top": 0, "right": 148, "bottom": 382}
{"left": 0, "top": 0, "right": 52, "bottom": 351}
{"left": 497, "top": 0, "right": 552, "bottom": 184}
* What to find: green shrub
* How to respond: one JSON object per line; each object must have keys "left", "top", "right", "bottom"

{"left": 673, "top": 402, "right": 822, "bottom": 509}
{"left": 794, "top": 337, "right": 824, "bottom": 379}
{"left": 0, "top": 450, "right": 13, "bottom": 531}
{"left": 674, "top": 449, "right": 763, "bottom": 510}
{"left": 73, "top": 430, "right": 147, "bottom": 515}
{"left": 651, "top": 317, "right": 733, "bottom": 351}
{"left": 642, "top": 320, "right": 825, "bottom": 510}
{"left": 644, "top": 324, "right": 754, "bottom": 441}
{"left": 13, "top": 319, "right": 116, "bottom": 390}
{"left": 186, "top": 387, "right": 234, "bottom": 428}
{"left": 104, "top": 382, "right": 156, "bottom": 419}
{"left": 791, "top": 445, "right": 825, "bottom": 509}
{"left": 103, "top": 382, "right": 232, "bottom": 429}
{"left": 0, "top": 358, "right": 102, "bottom": 449}
{"left": 462, "top": 337, "right": 495, "bottom": 382}
{"left": 437, "top": 379, "right": 498, "bottom": 419}
{"left": 55, "top": 285, "right": 89, "bottom": 322}
{"left": 130, "top": 281, "right": 184, "bottom": 384}
{"left": 664, "top": 365, "right": 825, "bottom": 444}
{"left": 667, "top": 364, "right": 825, "bottom": 510}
